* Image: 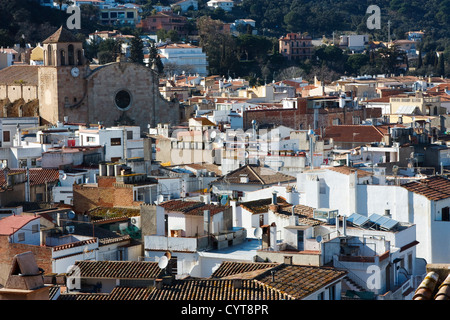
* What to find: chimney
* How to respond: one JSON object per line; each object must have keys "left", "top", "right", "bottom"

{"left": 233, "top": 279, "right": 243, "bottom": 289}
{"left": 271, "top": 270, "right": 276, "bottom": 282}
{"left": 155, "top": 278, "right": 163, "bottom": 290}
{"left": 269, "top": 192, "right": 279, "bottom": 213}
{"left": 342, "top": 216, "right": 347, "bottom": 236}
{"left": 203, "top": 210, "right": 210, "bottom": 236}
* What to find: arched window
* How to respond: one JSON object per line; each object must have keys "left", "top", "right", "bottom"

{"left": 68, "top": 44, "right": 75, "bottom": 65}
{"left": 77, "top": 50, "right": 82, "bottom": 65}
{"left": 47, "top": 46, "right": 53, "bottom": 66}
{"left": 60, "top": 50, "right": 66, "bottom": 66}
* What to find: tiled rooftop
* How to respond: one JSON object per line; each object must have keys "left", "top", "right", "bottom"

{"left": 159, "top": 200, "right": 229, "bottom": 216}
{"left": 0, "top": 65, "right": 40, "bottom": 86}
{"left": 401, "top": 176, "right": 450, "bottom": 201}
{"left": 326, "top": 165, "right": 373, "bottom": 178}
{"left": 211, "top": 261, "right": 279, "bottom": 279}
{"left": 0, "top": 214, "right": 40, "bottom": 236}
{"left": 253, "top": 264, "right": 347, "bottom": 299}
{"left": 0, "top": 168, "right": 60, "bottom": 187}
{"left": 68, "top": 261, "right": 163, "bottom": 279}
{"left": 278, "top": 204, "right": 326, "bottom": 226}
{"left": 323, "top": 125, "right": 386, "bottom": 143}
{"left": 213, "top": 164, "right": 296, "bottom": 186}
{"left": 240, "top": 197, "right": 289, "bottom": 214}
{"left": 58, "top": 262, "right": 347, "bottom": 300}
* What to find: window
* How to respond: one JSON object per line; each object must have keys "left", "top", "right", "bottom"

{"left": 332, "top": 118, "right": 341, "bottom": 125}
{"left": 3, "top": 131, "right": 10, "bottom": 142}
{"left": 111, "top": 138, "right": 121, "bottom": 146}
{"left": 317, "top": 291, "right": 324, "bottom": 300}
{"left": 441, "top": 207, "right": 450, "bottom": 221}
{"left": 127, "top": 131, "right": 133, "bottom": 140}
{"left": 18, "top": 159, "right": 27, "bottom": 168}
{"left": 114, "top": 90, "right": 132, "bottom": 110}
{"left": 32, "top": 224, "right": 39, "bottom": 234}
{"left": 86, "top": 136, "right": 96, "bottom": 143}
{"left": 328, "top": 286, "right": 336, "bottom": 300}
{"left": 68, "top": 44, "right": 75, "bottom": 65}
{"left": 17, "top": 232, "right": 25, "bottom": 242}
{"left": 60, "top": 50, "right": 66, "bottom": 65}
{"left": 127, "top": 12, "right": 134, "bottom": 19}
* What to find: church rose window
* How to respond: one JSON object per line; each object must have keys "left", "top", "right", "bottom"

{"left": 115, "top": 90, "right": 132, "bottom": 110}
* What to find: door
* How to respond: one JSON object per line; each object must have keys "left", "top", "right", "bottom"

{"left": 297, "top": 230, "right": 304, "bottom": 251}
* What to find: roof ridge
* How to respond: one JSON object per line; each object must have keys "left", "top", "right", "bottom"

{"left": 246, "top": 165, "right": 265, "bottom": 184}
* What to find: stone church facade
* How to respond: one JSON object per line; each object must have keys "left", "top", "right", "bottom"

{"left": 0, "top": 27, "right": 180, "bottom": 130}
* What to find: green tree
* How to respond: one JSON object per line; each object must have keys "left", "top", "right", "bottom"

{"left": 197, "top": 16, "right": 239, "bottom": 76}
{"left": 98, "top": 38, "right": 122, "bottom": 64}
{"left": 345, "top": 53, "right": 370, "bottom": 76}
{"left": 129, "top": 34, "right": 144, "bottom": 64}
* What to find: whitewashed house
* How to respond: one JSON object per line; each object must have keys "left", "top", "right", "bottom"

{"left": 79, "top": 125, "right": 144, "bottom": 162}
{"left": 142, "top": 200, "right": 246, "bottom": 278}
{"left": 297, "top": 166, "right": 450, "bottom": 265}
{"left": 0, "top": 214, "right": 41, "bottom": 245}
{"left": 207, "top": 0, "right": 234, "bottom": 11}
{"left": 157, "top": 43, "right": 208, "bottom": 76}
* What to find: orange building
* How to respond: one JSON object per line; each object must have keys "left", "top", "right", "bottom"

{"left": 138, "top": 11, "right": 189, "bottom": 35}
{"left": 279, "top": 33, "right": 313, "bottom": 60}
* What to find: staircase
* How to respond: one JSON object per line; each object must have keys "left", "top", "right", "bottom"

{"left": 343, "top": 276, "right": 366, "bottom": 292}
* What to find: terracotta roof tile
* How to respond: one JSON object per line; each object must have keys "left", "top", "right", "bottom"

{"left": 323, "top": 125, "right": 386, "bottom": 143}
{"left": 68, "top": 260, "right": 163, "bottom": 279}
{"left": 401, "top": 176, "right": 450, "bottom": 201}
{"left": 52, "top": 238, "right": 97, "bottom": 252}
{"left": 326, "top": 165, "right": 373, "bottom": 178}
{"left": 159, "top": 200, "right": 229, "bottom": 216}
{"left": 42, "top": 26, "right": 80, "bottom": 44}
{"left": 240, "top": 197, "right": 289, "bottom": 214}
{"left": 213, "top": 164, "right": 296, "bottom": 186}
{"left": 0, "top": 65, "right": 40, "bottom": 86}
{"left": 211, "top": 261, "right": 279, "bottom": 278}
{"left": 0, "top": 214, "right": 39, "bottom": 236}
{"left": 0, "top": 168, "right": 60, "bottom": 187}
{"left": 254, "top": 264, "right": 347, "bottom": 299}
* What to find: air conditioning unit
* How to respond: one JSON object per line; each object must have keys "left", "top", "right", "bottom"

{"left": 130, "top": 216, "right": 141, "bottom": 229}
{"left": 66, "top": 225, "right": 75, "bottom": 234}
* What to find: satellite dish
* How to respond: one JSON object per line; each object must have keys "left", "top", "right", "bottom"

{"left": 158, "top": 195, "right": 164, "bottom": 203}
{"left": 211, "top": 131, "right": 217, "bottom": 140}
{"left": 254, "top": 227, "right": 262, "bottom": 238}
{"left": 315, "top": 235, "right": 323, "bottom": 243}
{"left": 158, "top": 256, "right": 168, "bottom": 269}
{"left": 67, "top": 210, "right": 75, "bottom": 220}
{"left": 60, "top": 173, "right": 67, "bottom": 180}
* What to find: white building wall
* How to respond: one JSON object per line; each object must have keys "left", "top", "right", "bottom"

{"left": 9, "top": 220, "right": 40, "bottom": 245}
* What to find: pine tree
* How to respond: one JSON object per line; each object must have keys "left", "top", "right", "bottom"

{"left": 129, "top": 34, "right": 144, "bottom": 65}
